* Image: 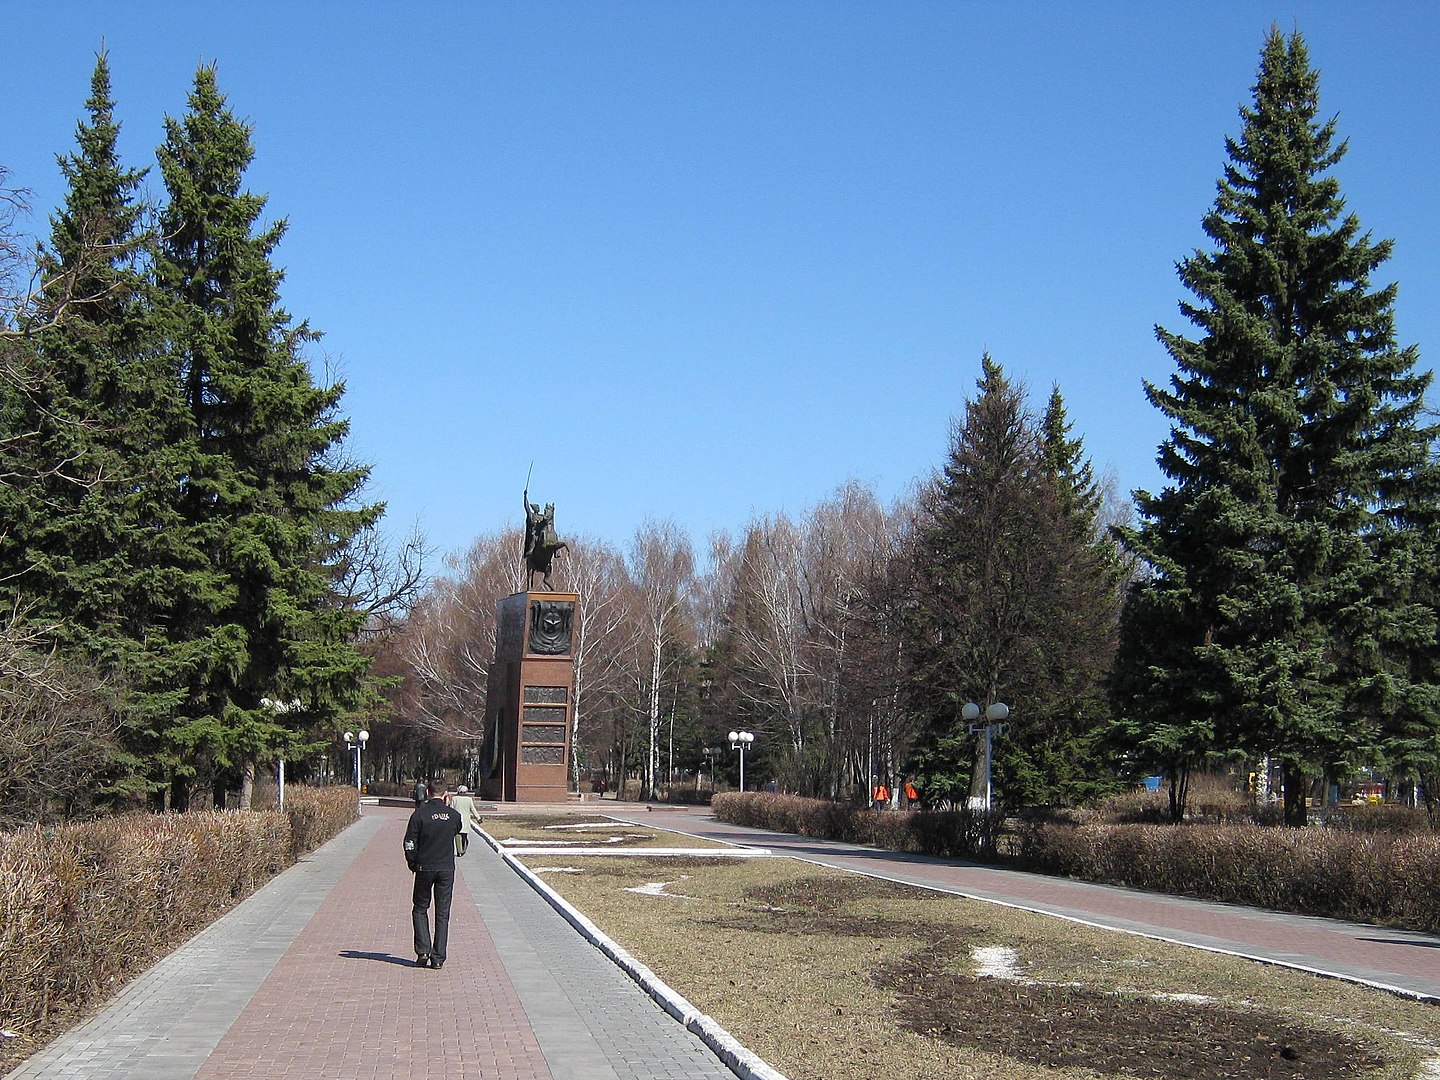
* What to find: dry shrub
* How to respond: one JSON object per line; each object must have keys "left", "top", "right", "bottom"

{"left": 1085, "top": 788, "right": 1170, "bottom": 824}
{"left": 1184, "top": 771, "right": 1255, "bottom": 823}
{"left": 1017, "top": 822, "right": 1440, "bottom": 933}
{"left": 0, "top": 785, "right": 356, "bottom": 1058}
{"left": 712, "top": 792, "right": 1004, "bottom": 860}
{"left": 282, "top": 785, "right": 359, "bottom": 858}
{"left": 1322, "top": 803, "right": 1433, "bottom": 834}
{"left": 717, "top": 792, "right": 1440, "bottom": 932}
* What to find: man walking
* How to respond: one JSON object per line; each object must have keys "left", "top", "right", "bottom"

{"left": 404, "top": 780, "right": 462, "bottom": 969}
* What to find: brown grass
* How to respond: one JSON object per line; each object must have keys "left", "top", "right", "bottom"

{"left": 531, "top": 852, "right": 1440, "bottom": 1080}
{"left": 485, "top": 814, "right": 731, "bottom": 849}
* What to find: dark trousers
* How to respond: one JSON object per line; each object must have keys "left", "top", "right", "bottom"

{"left": 412, "top": 869, "right": 455, "bottom": 961}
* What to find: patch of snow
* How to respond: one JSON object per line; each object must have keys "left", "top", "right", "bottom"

{"left": 972, "top": 945, "right": 1023, "bottom": 981}
{"left": 625, "top": 879, "right": 697, "bottom": 900}
{"left": 1416, "top": 1058, "right": 1440, "bottom": 1079}
{"left": 1155, "top": 993, "right": 1214, "bottom": 1005}
{"left": 529, "top": 867, "right": 585, "bottom": 874}
{"left": 499, "top": 838, "right": 574, "bottom": 846}
{"left": 545, "top": 822, "right": 651, "bottom": 830}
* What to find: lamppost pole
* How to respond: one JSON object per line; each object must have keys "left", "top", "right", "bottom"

{"left": 343, "top": 729, "right": 369, "bottom": 813}
{"left": 963, "top": 701, "right": 1009, "bottom": 811}
{"left": 728, "top": 730, "right": 754, "bottom": 792}
{"left": 261, "top": 697, "right": 300, "bottom": 812}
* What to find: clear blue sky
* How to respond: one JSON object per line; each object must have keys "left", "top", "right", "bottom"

{"left": 6, "top": 3, "right": 1439, "bottom": 565}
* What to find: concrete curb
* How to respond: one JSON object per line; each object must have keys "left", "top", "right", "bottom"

{"left": 477, "top": 826, "right": 791, "bottom": 1080}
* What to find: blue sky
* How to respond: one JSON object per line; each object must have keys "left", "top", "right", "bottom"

{"left": 6, "top": 3, "right": 1439, "bottom": 566}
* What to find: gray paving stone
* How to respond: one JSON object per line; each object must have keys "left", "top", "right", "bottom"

{"left": 7, "top": 810, "right": 752, "bottom": 1080}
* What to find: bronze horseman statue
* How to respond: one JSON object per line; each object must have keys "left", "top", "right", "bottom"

{"left": 523, "top": 486, "right": 569, "bottom": 591}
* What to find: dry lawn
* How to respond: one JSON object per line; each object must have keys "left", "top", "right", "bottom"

{"left": 483, "top": 813, "right": 731, "bottom": 849}
{"left": 521, "top": 849, "right": 1440, "bottom": 1080}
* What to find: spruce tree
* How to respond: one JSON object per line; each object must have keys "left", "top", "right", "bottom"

{"left": 905, "top": 357, "right": 1030, "bottom": 805}
{"left": 1117, "top": 29, "right": 1440, "bottom": 824}
{"left": 0, "top": 55, "right": 169, "bottom": 800}
{"left": 1031, "top": 387, "right": 1124, "bottom": 802}
{"left": 151, "top": 65, "right": 379, "bottom": 807}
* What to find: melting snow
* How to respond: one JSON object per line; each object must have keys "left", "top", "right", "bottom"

{"left": 971, "top": 945, "right": 1023, "bottom": 980}
{"left": 625, "top": 879, "right": 697, "bottom": 900}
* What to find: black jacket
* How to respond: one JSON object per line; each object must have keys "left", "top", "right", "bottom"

{"left": 404, "top": 799, "right": 462, "bottom": 872}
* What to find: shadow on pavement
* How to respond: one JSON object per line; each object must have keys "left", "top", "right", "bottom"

{"left": 339, "top": 950, "right": 420, "bottom": 967}
{"left": 1359, "top": 937, "right": 1440, "bottom": 950}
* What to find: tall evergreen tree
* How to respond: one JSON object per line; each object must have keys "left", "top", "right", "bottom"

{"left": 1116, "top": 28, "right": 1440, "bottom": 824}
{"left": 0, "top": 54, "right": 168, "bottom": 800}
{"left": 905, "top": 357, "right": 1037, "bottom": 806}
{"left": 0, "top": 53, "right": 149, "bottom": 596}
{"left": 905, "top": 357, "right": 1118, "bottom": 807}
{"left": 1032, "top": 387, "right": 1124, "bottom": 802}
{"left": 151, "top": 65, "right": 379, "bottom": 807}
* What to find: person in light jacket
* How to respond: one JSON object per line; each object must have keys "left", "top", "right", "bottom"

{"left": 448, "top": 784, "right": 480, "bottom": 856}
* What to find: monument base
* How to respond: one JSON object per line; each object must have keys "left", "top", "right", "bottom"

{"left": 480, "top": 590, "right": 577, "bottom": 804}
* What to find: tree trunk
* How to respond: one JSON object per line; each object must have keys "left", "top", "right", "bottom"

{"left": 1167, "top": 765, "right": 1188, "bottom": 823}
{"left": 1282, "top": 760, "right": 1308, "bottom": 826}
{"left": 239, "top": 759, "right": 255, "bottom": 810}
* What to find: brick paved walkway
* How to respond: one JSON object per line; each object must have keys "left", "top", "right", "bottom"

{"left": 6, "top": 806, "right": 738, "bottom": 1080}
{"left": 15, "top": 801, "right": 1437, "bottom": 1080}
{"left": 608, "top": 805, "right": 1440, "bottom": 1002}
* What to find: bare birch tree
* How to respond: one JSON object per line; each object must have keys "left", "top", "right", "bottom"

{"left": 558, "top": 534, "right": 638, "bottom": 790}
{"left": 628, "top": 520, "right": 695, "bottom": 799}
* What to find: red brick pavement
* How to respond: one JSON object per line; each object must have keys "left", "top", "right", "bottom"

{"left": 195, "top": 809, "right": 553, "bottom": 1080}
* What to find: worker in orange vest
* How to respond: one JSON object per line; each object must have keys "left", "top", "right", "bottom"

{"left": 871, "top": 782, "right": 890, "bottom": 809}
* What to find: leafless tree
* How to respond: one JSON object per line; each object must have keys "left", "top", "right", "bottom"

{"left": 334, "top": 520, "right": 430, "bottom": 637}
{"left": 0, "top": 600, "right": 119, "bottom": 826}
{"left": 628, "top": 520, "right": 696, "bottom": 799}
{"left": 403, "top": 528, "right": 522, "bottom": 740}
{"left": 554, "top": 535, "right": 638, "bottom": 790}
{"left": 705, "top": 481, "right": 912, "bottom": 797}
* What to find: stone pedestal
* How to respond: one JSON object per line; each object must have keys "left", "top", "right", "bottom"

{"left": 480, "top": 591, "right": 577, "bottom": 803}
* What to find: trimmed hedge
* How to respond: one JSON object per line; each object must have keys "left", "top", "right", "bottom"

{"left": 1017, "top": 821, "right": 1440, "bottom": 934}
{"left": 0, "top": 785, "right": 357, "bottom": 1068}
{"left": 711, "top": 791, "right": 1440, "bottom": 935}
{"left": 712, "top": 792, "right": 1005, "bottom": 859}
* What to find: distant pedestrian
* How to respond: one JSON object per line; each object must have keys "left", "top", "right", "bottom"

{"left": 404, "top": 780, "right": 462, "bottom": 969}
{"left": 871, "top": 782, "right": 890, "bottom": 810}
{"left": 594, "top": 777, "right": 607, "bottom": 799}
{"left": 411, "top": 777, "right": 428, "bottom": 807}
{"left": 449, "top": 785, "right": 479, "bottom": 857}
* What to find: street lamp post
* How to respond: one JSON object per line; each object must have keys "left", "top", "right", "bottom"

{"left": 700, "top": 746, "right": 720, "bottom": 793}
{"left": 261, "top": 697, "right": 300, "bottom": 812}
{"left": 342, "top": 729, "right": 370, "bottom": 813}
{"left": 727, "top": 730, "right": 755, "bottom": 792}
{"left": 962, "top": 701, "right": 1009, "bottom": 811}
